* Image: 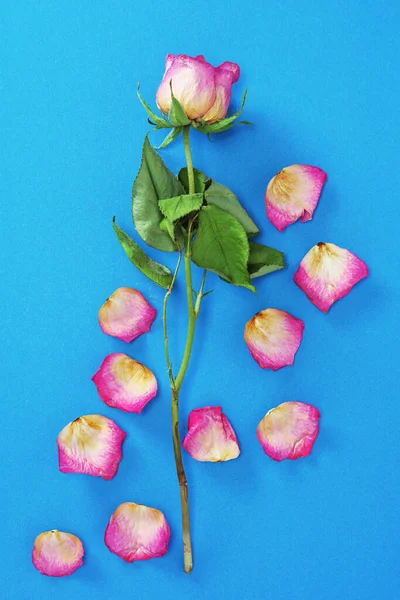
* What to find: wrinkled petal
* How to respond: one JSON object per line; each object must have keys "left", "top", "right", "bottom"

{"left": 265, "top": 165, "right": 327, "bottom": 231}
{"left": 244, "top": 308, "right": 304, "bottom": 370}
{"left": 294, "top": 242, "right": 368, "bottom": 313}
{"left": 57, "top": 414, "right": 126, "bottom": 480}
{"left": 98, "top": 287, "right": 156, "bottom": 343}
{"left": 156, "top": 53, "right": 216, "bottom": 120}
{"left": 182, "top": 406, "right": 240, "bottom": 462}
{"left": 202, "top": 61, "right": 240, "bottom": 124}
{"left": 105, "top": 502, "right": 170, "bottom": 562}
{"left": 257, "top": 401, "right": 320, "bottom": 461}
{"left": 32, "top": 530, "right": 84, "bottom": 577}
{"left": 92, "top": 353, "right": 157, "bottom": 414}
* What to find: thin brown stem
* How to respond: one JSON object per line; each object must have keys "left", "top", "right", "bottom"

{"left": 171, "top": 387, "right": 192, "bottom": 573}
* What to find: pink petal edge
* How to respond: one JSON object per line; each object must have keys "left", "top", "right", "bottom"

{"left": 32, "top": 530, "right": 84, "bottom": 577}
{"left": 294, "top": 242, "right": 368, "bottom": 312}
{"left": 57, "top": 414, "right": 126, "bottom": 480}
{"left": 182, "top": 406, "right": 240, "bottom": 462}
{"left": 265, "top": 165, "right": 327, "bottom": 231}
{"left": 257, "top": 401, "right": 320, "bottom": 461}
{"left": 92, "top": 353, "right": 158, "bottom": 414}
{"left": 244, "top": 308, "right": 304, "bottom": 370}
{"left": 105, "top": 502, "right": 170, "bottom": 562}
{"left": 98, "top": 287, "right": 156, "bottom": 343}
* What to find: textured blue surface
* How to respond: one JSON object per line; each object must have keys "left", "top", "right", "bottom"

{"left": 2, "top": 2, "right": 399, "bottom": 599}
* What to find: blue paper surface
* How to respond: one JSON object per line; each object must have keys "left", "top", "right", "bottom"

{"left": 2, "top": 1, "right": 399, "bottom": 598}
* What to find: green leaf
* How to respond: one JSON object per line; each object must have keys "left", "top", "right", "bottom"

{"left": 248, "top": 241, "right": 285, "bottom": 279}
{"left": 205, "top": 180, "right": 259, "bottom": 237}
{"left": 159, "top": 193, "right": 204, "bottom": 222}
{"left": 137, "top": 85, "right": 171, "bottom": 129}
{"left": 192, "top": 205, "right": 255, "bottom": 292}
{"left": 159, "top": 217, "right": 185, "bottom": 248}
{"left": 178, "top": 167, "right": 211, "bottom": 193}
{"left": 168, "top": 96, "right": 191, "bottom": 126}
{"left": 112, "top": 218, "right": 173, "bottom": 289}
{"left": 132, "top": 136, "right": 185, "bottom": 252}
{"left": 196, "top": 89, "right": 248, "bottom": 134}
{"left": 157, "top": 126, "right": 183, "bottom": 149}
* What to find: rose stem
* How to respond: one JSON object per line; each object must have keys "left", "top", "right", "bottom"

{"left": 165, "top": 124, "right": 206, "bottom": 574}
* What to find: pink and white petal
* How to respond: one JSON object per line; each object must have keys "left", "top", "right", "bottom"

{"left": 182, "top": 406, "right": 240, "bottom": 462}
{"left": 92, "top": 353, "right": 157, "bottom": 414}
{"left": 257, "top": 401, "right": 320, "bottom": 461}
{"left": 265, "top": 165, "right": 327, "bottom": 231}
{"left": 294, "top": 242, "right": 369, "bottom": 312}
{"left": 105, "top": 502, "right": 170, "bottom": 562}
{"left": 244, "top": 308, "right": 304, "bottom": 371}
{"left": 156, "top": 54, "right": 216, "bottom": 119}
{"left": 202, "top": 62, "right": 240, "bottom": 124}
{"left": 32, "top": 530, "right": 84, "bottom": 577}
{"left": 98, "top": 287, "right": 156, "bottom": 343}
{"left": 57, "top": 414, "right": 126, "bottom": 480}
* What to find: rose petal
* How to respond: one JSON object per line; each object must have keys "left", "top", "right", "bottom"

{"left": 105, "top": 502, "right": 170, "bottom": 562}
{"left": 265, "top": 165, "right": 327, "bottom": 231}
{"left": 98, "top": 287, "right": 156, "bottom": 343}
{"left": 156, "top": 54, "right": 216, "bottom": 120}
{"left": 182, "top": 406, "right": 240, "bottom": 462}
{"left": 57, "top": 414, "right": 126, "bottom": 480}
{"left": 257, "top": 401, "right": 320, "bottom": 461}
{"left": 294, "top": 242, "right": 368, "bottom": 313}
{"left": 201, "top": 61, "right": 240, "bottom": 124}
{"left": 32, "top": 530, "right": 84, "bottom": 577}
{"left": 244, "top": 308, "right": 304, "bottom": 370}
{"left": 92, "top": 353, "right": 157, "bottom": 414}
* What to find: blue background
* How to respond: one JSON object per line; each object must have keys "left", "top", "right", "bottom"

{"left": 2, "top": 1, "right": 399, "bottom": 599}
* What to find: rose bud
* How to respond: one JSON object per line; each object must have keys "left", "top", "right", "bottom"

{"left": 105, "top": 502, "right": 170, "bottom": 562}
{"left": 182, "top": 406, "right": 240, "bottom": 462}
{"left": 98, "top": 287, "right": 156, "bottom": 343}
{"left": 244, "top": 308, "right": 304, "bottom": 370}
{"left": 156, "top": 54, "right": 240, "bottom": 123}
{"left": 57, "top": 414, "right": 126, "bottom": 480}
{"left": 32, "top": 530, "right": 84, "bottom": 577}
{"left": 294, "top": 242, "right": 368, "bottom": 312}
{"left": 265, "top": 165, "right": 327, "bottom": 231}
{"left": 92, "top": 353, "right": 157, "bottom": 414}
{"left": 257, "top": 401, "right": 320, "bottom": 461}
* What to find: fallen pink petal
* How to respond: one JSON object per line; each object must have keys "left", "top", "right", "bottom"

{"left": 257, "top": 401, "right": 320, "bottom": 461}
{"left": 32, "top": 530, "right": 84, "bottom": 577}
{"left": 265, "top": 164, "right": 327, "bottom": 231}
{"left": 244, "top": 308, "right": 304, "bottom": 370}
{"left": 105, "top": 502, "right": 170, "bottom": 562}
{"left": 294, "top": 242, "right": 368, "bottom": 312}
{"left": 92, "top": 353, "right": 157, "bottom": 414}
{"left": 182, "top": 406, "right": 240, "bottom": 462}
{"left": 98, "top": 287, "right": 156, "bottom": 343}
{"left": 57, "top": 414, "right": 126, "bottom": 480}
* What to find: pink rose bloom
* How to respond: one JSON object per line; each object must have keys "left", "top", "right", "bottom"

{"left": 156, "top": 54, "right": 240, "bottom": 123}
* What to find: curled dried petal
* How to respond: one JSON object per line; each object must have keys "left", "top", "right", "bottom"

{"left": 156, "top": 54, "right": 216, "bottom": 120}
{"left": 32, "top": 530, "right": 84, "bottom": 577}
{"left": 201, "top": 62, "right": 241, "bottom": 124}
{"left": 294, "top": 242, "right": 368, "bottom": 312}
{"left": 265, "top": 165, "right": 327, "bottom": 231}
{"left": 57, "top": 414, "right": 126, "bottom": 480}
{"left": 92, "top": 353, "right": 157, "bottom": 414}
{"left": 257, "top": 401, "right": 320, "bottom": 461}
{"left": 105, "top": 502, "right": 170, "bottom": 562}
{"left": 98, "top": 287, "right": 156, "bottom": 343}
{"left": 244, "top": 308, "right": 304, "bottom": 370}
{"left": 182, "top": 406, "right": 240, "bottom": 462}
